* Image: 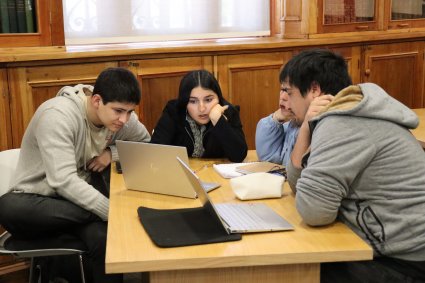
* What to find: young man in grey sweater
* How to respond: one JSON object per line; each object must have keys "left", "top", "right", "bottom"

{"left": 283, "top": 49, "right": 425, "bottom": 282}
{"left": 0, "top": 67, "right": 151, "bottom": 283}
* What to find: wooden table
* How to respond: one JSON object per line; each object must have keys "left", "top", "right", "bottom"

{"left": 412, "top": 108, "right": 425, "bottom": 148}
{"left": 105, "top": 151, "right": 372, "bottom": 283}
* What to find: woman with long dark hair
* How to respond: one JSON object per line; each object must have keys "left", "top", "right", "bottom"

{"left": 151, "top": 69, "right": 247, "bottom": 162}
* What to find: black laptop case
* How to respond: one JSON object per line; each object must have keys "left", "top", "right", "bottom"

{"left": 137, "top": 205, "right": 242, "bottom": 248}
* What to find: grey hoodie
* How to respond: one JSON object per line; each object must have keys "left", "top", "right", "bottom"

{"left": 288, "top": 83, "right": 425, "bottom": 261}
{"left": 9, "top": 84, "right": 151, "bottom": 220}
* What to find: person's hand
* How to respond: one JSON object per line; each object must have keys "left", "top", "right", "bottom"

{"left": 290, "top": 95, "right": 334, "bottom": 169}
{"left": 303, "top": 94, "right": 334, "bottom": 124}
{"left": 272, "top": 107, "right": 294, "bottom": 123}
{"left": 87, "top": 149, "right": 112, "bottom": 172}
{"left": 209, "top": 104, "right": 229, "bottom": 125}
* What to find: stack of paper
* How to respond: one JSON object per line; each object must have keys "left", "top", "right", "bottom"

{"left": 213, "top": 162, "right": 259, "bottom": 179}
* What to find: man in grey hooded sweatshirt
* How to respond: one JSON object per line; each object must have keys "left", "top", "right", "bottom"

{"left": 282, "top": 49, "right": 425, "bottom": 282}
{"left": 0, "top": 67, "right": 151, "bottom": 283}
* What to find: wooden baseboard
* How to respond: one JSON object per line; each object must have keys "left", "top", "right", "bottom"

{"left": 0, "top": 261, "right": 30, "bottom": 276}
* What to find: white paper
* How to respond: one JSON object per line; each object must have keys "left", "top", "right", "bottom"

{"left": 213, "top": 162, "right": 259, "bottom": 179}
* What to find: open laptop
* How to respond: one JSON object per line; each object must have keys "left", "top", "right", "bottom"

{"left": 116, "top": 140, "right": 220, "bottom": 198}
{"left": 177, "top": 157, "right": 294, "bottom": 233}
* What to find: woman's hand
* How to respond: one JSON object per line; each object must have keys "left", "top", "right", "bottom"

{"left": 209, "top": 104, "right": 229, "bottom": 125}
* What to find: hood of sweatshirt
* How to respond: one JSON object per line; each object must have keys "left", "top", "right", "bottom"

{"left": 312, "top": 83, "right": 419, "bottom": 130}
{"left": 56, "top": 84, "right": 92, "bottom": 113}
{"left": 56, "top": 84, "right": 95, "bottom": 175}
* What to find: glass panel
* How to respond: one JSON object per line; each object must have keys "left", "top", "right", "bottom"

{"left": 391, "top": 0, "right": 425, "bottom": 20}
{"left": 0, "top": 0, "right": 37, "bottom": 33}
{"left": 323, "top": 0, "right": 375, "bottom": 24}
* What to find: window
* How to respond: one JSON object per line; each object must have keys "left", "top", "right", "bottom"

{"left": 63, "top": 0, "right": 270, "bottom": 45}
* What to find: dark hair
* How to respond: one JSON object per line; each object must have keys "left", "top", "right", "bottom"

{"left": 280, "top": 49, "right": 352, "bottom": 97}
{"left": 93, "top": 67, "right": 141, "bottom": 104}
{"left": 177, "top": 70, "right": 225, "bottom": 111}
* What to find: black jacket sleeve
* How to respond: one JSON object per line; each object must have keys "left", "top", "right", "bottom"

{"left": 209, "top": 104, "right": 248, "bottom": 162}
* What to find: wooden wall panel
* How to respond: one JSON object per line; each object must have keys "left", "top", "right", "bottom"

{"left": 122, "top": 56, "right": 214, "bottom": 134}
{"left": 0, "top": 69, "right": 12, "bottom": 151}
{"left": 333, "top": 46, "right": 361, "bottom": 85}
{"left": 217, "top": 52, "right": 293, "bottom": 149}
{"left": 139, "top": 76, "right": 182, "bottom": 135}
{"left": 280, "top": 0, "right": 311, "bottom": 38}
{"left": 231, "top": 69, "right": 281, "bottom": 150}
{"left": 363, "top": 41, "right": 424, "bottom": 108}
{"left": 8, "top": 62, "right": 118, "bottom": 147}
{"left": 3, "top": 42, "right": 423, "bottom": 151}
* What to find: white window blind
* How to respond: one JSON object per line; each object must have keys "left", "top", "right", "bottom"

{"left": 63, "top": 0, "right": 270, "bottom": 45}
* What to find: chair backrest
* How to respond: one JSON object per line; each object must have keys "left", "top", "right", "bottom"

{"left": 0, "top": 148, "right": 20, "bottom": 197}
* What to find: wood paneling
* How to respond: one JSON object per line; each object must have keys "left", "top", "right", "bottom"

{"left": 336, "top": 46, "right": 362, "bottom": 84}
{"left": 362, "top": 41, "right": 424, "bottom": 108}
{"left": 217, "top": 52, "right": 294, "bottom": 149}
{"left": 8, "top": 62, "right": 118, "bottom": 147}
{"left": 307, "top": 46, "right": 363, "bottom": 84}
{"left": 122, "top": 56, "right": 214, "bottom": 134}
{"left": 0, "top": 69, "right": 12, "bottom": 151}
{"left": 2, "top": 41, "right": 424, "bottom": 150}
{"left": 50, "top": 0, "right": 65, "bottom": 46}
{"left": 270, "top": 0, "right": 283, "bottom": 38}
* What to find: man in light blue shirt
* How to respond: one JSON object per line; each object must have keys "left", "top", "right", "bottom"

{"left": 255, "top": 77, "right": 300, "bottom": 167}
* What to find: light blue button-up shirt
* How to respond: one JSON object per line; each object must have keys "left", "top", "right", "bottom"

{"left": 255, "top": 114, "right": 300, "bottom": 167}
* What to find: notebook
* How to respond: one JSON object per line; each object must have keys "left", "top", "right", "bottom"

{"left": 116, "top": 140, "right": 220, "bottom": 198}
{"left": 212, "top": 162, "right": 252, "bottom": 178}
{"left": 177, "top": 157, "right": 294, "bottom": 233}
{"left": 236, "top": 162, "right": 287, "bottom": 178}
{"left": 236, "top": 161, "right": 285, "bottom": 174}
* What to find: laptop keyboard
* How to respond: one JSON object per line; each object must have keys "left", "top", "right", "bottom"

{"left": 214, "top": 203, "right": 272, "bottom": 231}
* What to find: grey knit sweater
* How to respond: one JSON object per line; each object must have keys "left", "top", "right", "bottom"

{"left": 9, "top": 84, "right": 150, "bottom": 220}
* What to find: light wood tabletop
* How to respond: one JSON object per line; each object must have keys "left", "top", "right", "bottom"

{"left": 105, "top": 151, "right": 372, "bottom": 283}
{"left": 412, "top": 108, "right": 425, "bottom": 148}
